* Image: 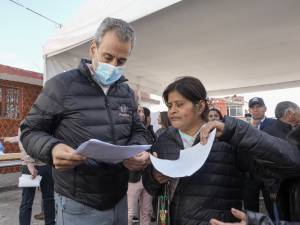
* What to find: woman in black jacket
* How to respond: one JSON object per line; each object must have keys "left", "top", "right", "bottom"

{"left": 143, "top": 76, "right": 300, "bottom": 225}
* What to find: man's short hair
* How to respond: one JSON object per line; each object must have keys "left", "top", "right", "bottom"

{"left": 248, "top": 97, "right": 265, "bottom": 108}
{"left": 94, "top": 17, "right": 135, "bottom": 51}
{"left": 275, "top": 101, "right": 299, "bottom": 119}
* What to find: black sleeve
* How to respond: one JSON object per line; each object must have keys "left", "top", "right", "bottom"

{"left": 220, "top": 116, "right": 300, "bottom": 179}
{"left": 20, "top": 76, "right": 66, "bottom": 164}
{"left": 246, "top": 211, "right": 300, "bottom": 225}
{"left": 142, "top": 141, "right": 163, "bottom": 196}
{"left": 247, "top": 210, "right": 274, "bottom": 225}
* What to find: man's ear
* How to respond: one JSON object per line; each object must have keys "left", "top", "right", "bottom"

{"left": 287, "top": 110, "right": 294, "bottom": 120}
{"left": 90, "top": 40, "right": 97, "bottom": 58}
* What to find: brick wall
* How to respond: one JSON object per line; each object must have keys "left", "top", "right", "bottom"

{"left": 209, "top": 98, "right": 228, "bottom": 116}
{"left": 0, "top": 79, "right": 42, "bottom": 173}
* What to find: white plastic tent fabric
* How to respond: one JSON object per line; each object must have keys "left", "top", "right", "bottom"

{"left": 43, "top": 0, "right": 181, "bottom": 90}
{"left": 44, "top": 0, "right": 300, "bottom": 96}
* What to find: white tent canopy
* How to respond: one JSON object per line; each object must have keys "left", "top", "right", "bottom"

{"left": 44, "top": 0, "right": 300, "bottom": 96}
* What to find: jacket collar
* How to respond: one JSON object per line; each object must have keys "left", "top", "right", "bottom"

{"left": 164, "top": 126, "right": 200, "bottom": 149}
{"left": 277, "top": 119, "right": 293, "bottom": 132}
{"left": 287, "top": 125, "right": 300, "bottom": 147}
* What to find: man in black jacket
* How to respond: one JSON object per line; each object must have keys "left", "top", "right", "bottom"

{"left": 263, "top": 101, "right": 300, "bottom": 221}
{"left": 20, "top": 17, "right": 149, "bottom": 225}
{"left": 248, "top": 97, "right": 276, "bottom": 129}
{"left": 244, "top": 97, "right": 276, "bottom": 213}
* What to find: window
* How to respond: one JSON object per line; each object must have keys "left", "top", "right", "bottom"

{"left": 227, "top": 105, "right": 243, "bottom": 117}
{"left": 0, "top": 86, "right": 21, "bottom": 119}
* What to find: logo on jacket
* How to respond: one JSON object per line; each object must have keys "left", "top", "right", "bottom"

{"left": 119, "top": 104, "right": 130, "bottom": 117}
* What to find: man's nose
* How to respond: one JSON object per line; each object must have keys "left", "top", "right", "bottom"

{"left": 109, "top": 58, "right": 118, "bottom": 67}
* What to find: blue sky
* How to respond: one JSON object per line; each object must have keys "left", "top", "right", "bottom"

{"left": 1, "top": 0, "right": 299, "bottom": 116}
{"left": 0, "top": 0, "right": 83, "bottom": 72}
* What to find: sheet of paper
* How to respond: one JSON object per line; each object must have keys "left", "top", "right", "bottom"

{"left": 150, "top": 129, "right": 216, "bottom": 178}
{"left": 18, "top": 174, "right": 42, "bottom": 188}
{"left": 76, "top": 139, "right": 151, "bottom": 164}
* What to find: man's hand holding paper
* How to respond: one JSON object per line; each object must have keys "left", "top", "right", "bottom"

{"left": 123, "top": 151, "right": 150, "bottom": 171}
{"left": 52, "top": 143, "right": 87, "bottom": 170}
{"left": 75, "top": 139, "right": 151, "bottom": 166}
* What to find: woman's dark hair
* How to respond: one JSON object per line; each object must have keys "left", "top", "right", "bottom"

{"left": 162, "top": 76, "right": 209, "bottom": 119}
{"left": 160, "top": 111, "right": 171, "bottom": 128}
{"left": 208, "top": 108, "right": 223, "bottom": 120}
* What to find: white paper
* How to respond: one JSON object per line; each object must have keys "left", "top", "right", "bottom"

{"left": 76, "top": 139, "right": 151, "bottom": 164}
{"left": 18, "top": 174, "right": 42, "bottom": 188}
{"left": 150, "top": 129, "right": 216, "bottom": 178}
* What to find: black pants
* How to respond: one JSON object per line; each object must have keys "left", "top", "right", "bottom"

{"left": 19, "top": 165, "right": 55, "bottom": 225}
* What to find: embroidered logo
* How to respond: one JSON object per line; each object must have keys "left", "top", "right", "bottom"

{"left": 119, "top": 104, "right": 131, "bottom": 117}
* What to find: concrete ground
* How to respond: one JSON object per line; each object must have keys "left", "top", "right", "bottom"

{"left": 0, "top": 172, "right": 43, "bottom": 225}
{"left": 0, "top": 172, "right": 155, "bottom": 225}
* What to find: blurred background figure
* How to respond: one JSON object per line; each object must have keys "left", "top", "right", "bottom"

{"left": 127, "top": 105, "right": 154, "bottom": 225}
{"left": 34, "top": 199, "right": 44, "bottom": 220}
{"left": 4, "top": 129, "right": 55, "bottom": 225}
{"left": 246, "top": 97, "right": 276, "bottom": 214}
{"left": 156, "top": 111, "right": 171, "bottom": 137}
{"left": 248, "top": 97, "right": 275, "bottom": 129}
{"left": 244, "top": 113, "right": 252, "bottom": 123}
{"left": 207, "top": 108, "right": 223, "bottom": 122}
{"left": 143, "top": 107, "right": 156, "bottom": 143}
{"left": 262, "top": 101, "right": 300, "bottom": 221}
{"left": 0, "top": 139, "right": 5, "bottom": 155}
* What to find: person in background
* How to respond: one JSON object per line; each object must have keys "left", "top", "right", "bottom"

{"left": 156, "top": 111, "right": 171, "bottom": 137}
{"left": 143, "top": 107, "right": 156, "bottom": 143}
{"left": 127, "top": 105, "right": 154, "bottom": 225}
{"left": 0, "top": 139, "right": 4, "bottom": 154}
{"left": 34, "top": 199, "right": 44, "bottom": 220}
{"left": 248, "top": 97, "right": 276, "bottom": 129}
{"left": 4, "top": 128, "right": 55, "bottom": 225}
{"left": 244, "top": 97, "right": 276, "bottom": 213}
{"left": 262, "top": 101, "right": 300, "bottom": 221}
{"left": 207, "top": 108, "right": 223, "bottom": 122}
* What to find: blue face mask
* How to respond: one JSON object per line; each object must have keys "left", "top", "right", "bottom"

{"left": 94, "top": 62, "right": 123, "bottom": 86}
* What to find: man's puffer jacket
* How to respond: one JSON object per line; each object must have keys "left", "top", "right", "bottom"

{"left": 20, "top": 59, "right": 147, "bottom": 210}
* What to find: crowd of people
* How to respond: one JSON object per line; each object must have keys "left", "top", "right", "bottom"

{"left": 2, "top": 17, "right": 299, "bottom": 225}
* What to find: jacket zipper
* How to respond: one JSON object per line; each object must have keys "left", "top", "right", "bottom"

{"left": 104, "top": 95, "right": 116, "bottom": 144}
{"left": 92, "top": 80, "right": 117, "bottom": 144}
{"left": 73, "top": 167, "right": 77, "bottom": 196}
